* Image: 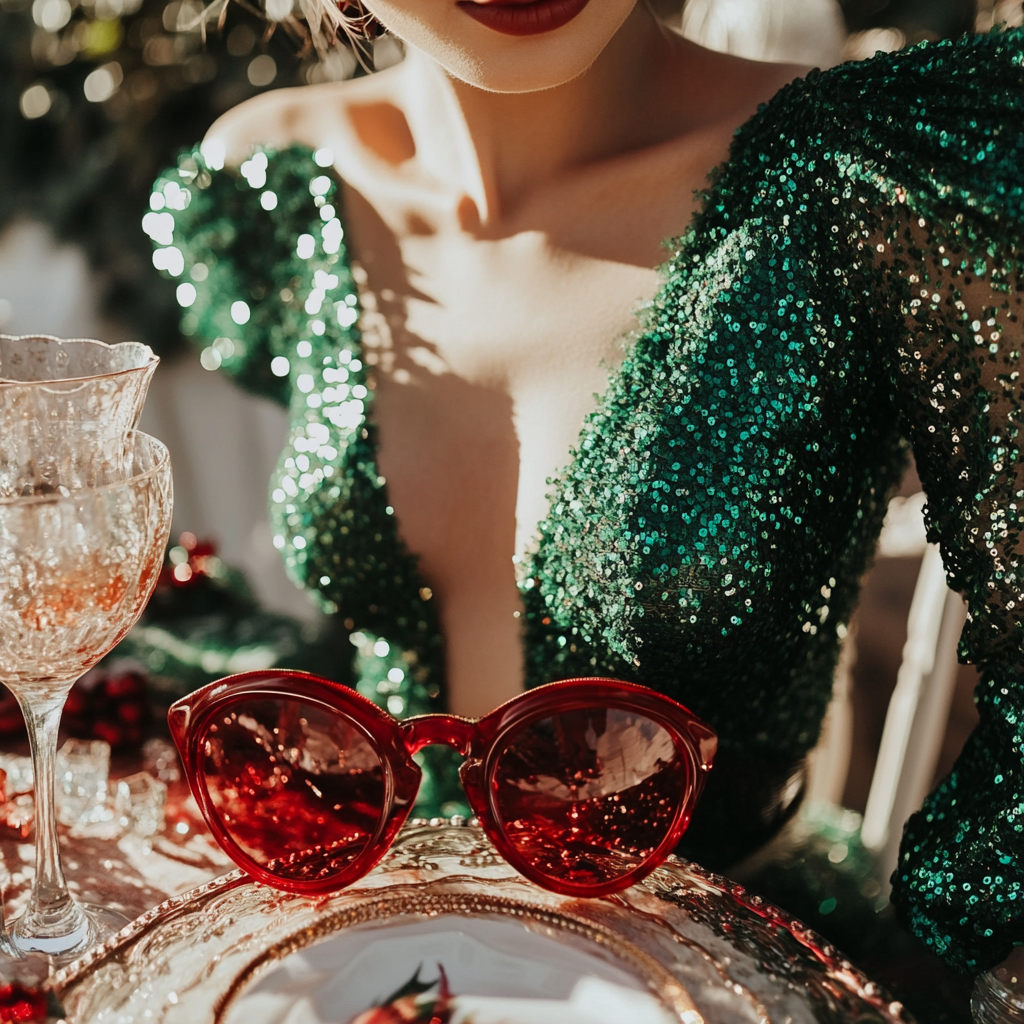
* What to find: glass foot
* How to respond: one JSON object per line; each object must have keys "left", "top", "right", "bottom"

{"left": 3, "top": 903, "right": 130, "bottom": 963}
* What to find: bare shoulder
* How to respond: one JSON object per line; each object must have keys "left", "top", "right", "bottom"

{"left": 673, "top": 36, "right": 810, "bottom": 127}
{"left": 205, "top": 67, "right": 404, "bottom": 167}
{"left": 744, "top": 56, "right": 815, "bottom": 110}
{"left": 735, "top": 52, "right": 812, "bottom": 96}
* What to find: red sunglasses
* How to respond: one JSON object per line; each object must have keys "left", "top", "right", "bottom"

{"left": 169, "top": 672, "right": 717, "bottom": 899}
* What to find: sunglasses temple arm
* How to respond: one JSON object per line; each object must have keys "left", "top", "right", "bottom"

{"left": 692, "top": 722, "right": 717, "bottom": 773}
{"left": 168, "top": 705, "right": 190, "bottom": 746}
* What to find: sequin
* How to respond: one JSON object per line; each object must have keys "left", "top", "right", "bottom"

{"left": 152, "top": 27, "right": 1024, "bottom": 972}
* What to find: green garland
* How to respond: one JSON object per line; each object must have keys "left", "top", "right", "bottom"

{"left": 0, "top": 0, "right": 313, "bottom": 355}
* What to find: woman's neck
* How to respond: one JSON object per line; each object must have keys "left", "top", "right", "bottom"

{"left": 398, "top": 5, "right": 702, "bottom": 224}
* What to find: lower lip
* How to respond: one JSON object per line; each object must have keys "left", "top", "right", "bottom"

{"left": 457, "top": 0, "right": 590, "bottom": 35}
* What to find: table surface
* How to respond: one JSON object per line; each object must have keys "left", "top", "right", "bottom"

{"left": 0, "top": 769, "right": 228, "bottom": 935}
{"left": 0, "top": 761, "right": 975, "bottom": 1024}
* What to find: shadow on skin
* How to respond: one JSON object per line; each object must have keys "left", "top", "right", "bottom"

{"left": 343, "top": 184, "right": 525, "bottom": 713}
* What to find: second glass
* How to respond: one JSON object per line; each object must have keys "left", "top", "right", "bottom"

{"left": 0, "top": 334, "right": 158, "bottom": 500}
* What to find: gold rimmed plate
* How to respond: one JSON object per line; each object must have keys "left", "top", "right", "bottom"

{"left": 55, "top": 821, "right": 911, "bottom": 1024}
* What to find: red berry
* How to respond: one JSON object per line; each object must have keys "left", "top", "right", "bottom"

{"left": 93, "top": 721, "right": 124, "bottom": 748}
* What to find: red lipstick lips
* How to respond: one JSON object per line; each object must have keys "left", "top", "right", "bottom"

{"left": 457, "top": 0, "right": 590, "bottom": 36}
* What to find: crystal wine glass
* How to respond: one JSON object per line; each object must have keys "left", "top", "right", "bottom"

{"left": 0, "top": 432, "right": 172, "bottom": 958}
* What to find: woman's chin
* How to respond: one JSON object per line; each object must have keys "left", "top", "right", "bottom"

{"left": 367, "top": 0, "right": 637, "bottom": 94}
{"left": 438, "top": 45, "right": 603, "bottom": 94}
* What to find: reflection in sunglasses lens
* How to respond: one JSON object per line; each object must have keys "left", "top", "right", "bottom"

{"left": 492, "top": 708, "right": 687, "bottom": 887}
{"left": 199, "top": 699, "right": 386, "bottom": 882}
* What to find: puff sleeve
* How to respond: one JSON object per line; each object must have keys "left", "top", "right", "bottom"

{"left": 147, "top": 145, "right": 353, "bottom": 406}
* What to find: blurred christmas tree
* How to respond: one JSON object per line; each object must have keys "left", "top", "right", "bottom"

{"left": 0, "top": 0, "right": 352, "bottom": 354}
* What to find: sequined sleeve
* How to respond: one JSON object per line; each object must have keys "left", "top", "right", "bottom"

{"left": 804, "top": 30, "right": 1024, "bottom": 971}
{"left": 148, "top": 146, "right": 349, "bottom": 405}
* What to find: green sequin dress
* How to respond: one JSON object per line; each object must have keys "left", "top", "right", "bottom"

{"left": 151, "top": 28, "right": 1024, "bottom": 973}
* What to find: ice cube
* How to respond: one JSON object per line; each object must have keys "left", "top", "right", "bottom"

{"left": 0, "top": 794, "right": 33, "bottom": 838}
{"left": 142, "top": 737, "right": 181, "bottom": 783}
{"left": 56, "top": 739, "right": 111, "bottom": 827}
{"left": 115, "top": 772, "right": 167, "bottom": 837}
{"left": 0, "top": 755, "right": 33, "bottom": 797}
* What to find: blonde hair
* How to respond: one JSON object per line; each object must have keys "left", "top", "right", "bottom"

{"left": 193, "top": 0, "right": 374, "bottom": 60}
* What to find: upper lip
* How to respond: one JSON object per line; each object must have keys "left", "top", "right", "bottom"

{"left": 458, "top": 0, "right": 551, "bottom": 5}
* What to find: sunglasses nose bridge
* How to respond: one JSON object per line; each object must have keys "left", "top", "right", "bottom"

{"left": 400, "top": 714, "right": 475, "bottom": 757}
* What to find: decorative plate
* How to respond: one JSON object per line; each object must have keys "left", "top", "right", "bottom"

{"left": 55, "top": 820, "right": 911, "bottom": 1024}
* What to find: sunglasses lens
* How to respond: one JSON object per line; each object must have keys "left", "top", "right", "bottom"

{"left": 198, "top": 698, "right": 386, "bottom": 883}
{"left": 492, "top": 707, "right": 688, "bottom": 888}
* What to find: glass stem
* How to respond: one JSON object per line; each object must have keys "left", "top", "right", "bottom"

{"left": 11, "top": 685, "right": 87, "bottom": 942}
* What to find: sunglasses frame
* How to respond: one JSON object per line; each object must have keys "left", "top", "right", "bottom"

{"left": 169, "top": 672, "right": 717, "bottom": 899}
